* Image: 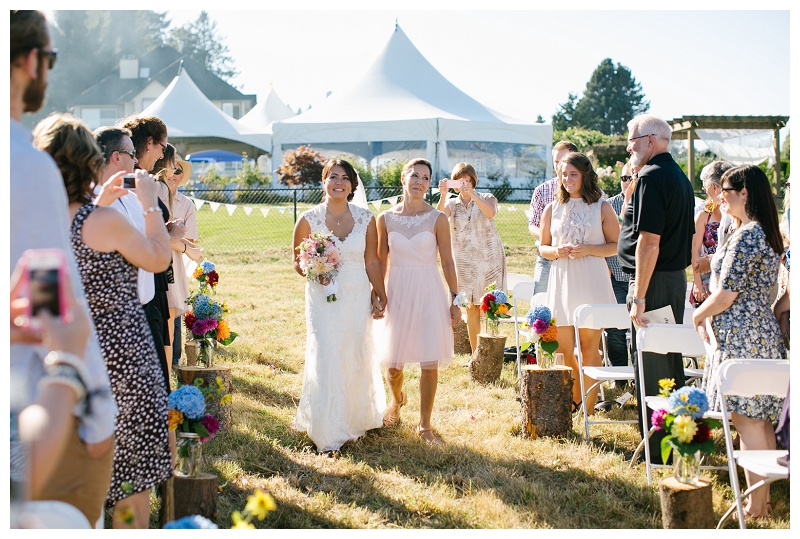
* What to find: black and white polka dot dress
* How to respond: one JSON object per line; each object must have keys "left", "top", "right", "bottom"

{"left": 70, "top": 203, "right": 172, "bottom": 505}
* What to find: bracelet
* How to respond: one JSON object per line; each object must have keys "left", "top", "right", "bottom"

{"left": 451, "top": 291, "right": 458, "bottom": 299}
{"left": 38, "top": 364, "right": 87, "bottom": 402}
{"left": 43, "top": 350, "right": 84, "bottom": 373}
{"left": 143, "top": 206, "right": 160, "bottom": 216}
{"left": 633, "top": 298, "right": 646, "bottom": 304}
{"left": 182, "top": 243, "right": 187, "bottom": 253}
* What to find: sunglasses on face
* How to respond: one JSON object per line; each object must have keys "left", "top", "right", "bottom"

{"left": 38, "top": 48, "right": 57, "bottom": 69}
{"left": 621, "top": 176, "right": 632, "bottom": 182}
{"left": 118, "top": 149, "right": 136, "bottom": 159}
{"left": 174, "top": 167, "right": 183, "bottom": 175}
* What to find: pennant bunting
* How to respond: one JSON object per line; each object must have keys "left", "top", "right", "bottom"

{"left": 507, "top": 206, "right": 517, "bottom": 212}
{"left": 371, "top": 199, "right": 383, "bottom": 210}
{"left": 260, "top": 208, "right": 270, "bottom": 217}
{"left": 243, "top": 206, "right": 253, "bottom": 216}
{"left": 388, "top": 196, "right": 399, "bottom": 205}
{"left": 192, "top": 197, "right": 205, "bottom": 211}
{"left": 225, "top": 204, "right": 237, "bottom": 216}
{"left": 209, "top": 202, "right": 221, "bottom": 213}
{"left": 277, "top": 207, "right": 286, "bottom": 214}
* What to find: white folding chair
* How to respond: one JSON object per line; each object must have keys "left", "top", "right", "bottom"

{"left": 633, "top": 323, "right": 726, "bottom": 485}
{"left": 716, "top": 359, "right": 789, "bottom": 529}
{"left": 572, "top": 304, "right": 636, "bottom": 439}
{"left": 512, "top": 282, "right": 537, "bottom": 378}
{"left": 500, "top": 274, "right": 534, "bottom": 328}
{"left": 506, "top": 273, "right": 534, "bottom": 293}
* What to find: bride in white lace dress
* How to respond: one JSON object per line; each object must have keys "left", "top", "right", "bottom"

{"left": 291, "top": 160, "right": 387, "bottom": 452}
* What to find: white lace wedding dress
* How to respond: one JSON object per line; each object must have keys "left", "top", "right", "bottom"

{"left": 294, "top": 203, "right": 387, "bottom": 451}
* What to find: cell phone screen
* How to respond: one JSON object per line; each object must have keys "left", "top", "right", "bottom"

{"left": 122, "top": 174, "right": 136, "bottom": 189}
{"left": 29, "top": 268, "right": 60, "bottom": 316}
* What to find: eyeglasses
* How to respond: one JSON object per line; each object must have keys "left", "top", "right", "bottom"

{"left": 173, "top": 167, "right": 183, "bottom": 175}
{"left": 627, "top": 133, "right": 653, "bottom": 143}
{"left": 117, "top": 149, "right": 136, "bottom": 159}
{"left": 156, "top": 141, "right": 166, "bottom": 151}
{"left": 621, "top": 175, "right": 632, "bottom": 182}
{"left": 38, "top": 48, "right": 57, "bottom": 69}
{"left": 720, "top": 186, "right": 739, "bottom": 196}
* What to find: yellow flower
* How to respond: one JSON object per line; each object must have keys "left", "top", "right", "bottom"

{"left": 244, "top": 489, "right": 276, "bottom": 520}
{"left": 671, "top": 414, "right": 698, "bottom": 444}
{"left": 193, "top": 266, "right": 204, "bottom": 279}
{"left": 217, "top": 319, "right": 231, "bottom": 341}
{"left": 220, "top": 394, "right": 232, "bottom": 406}
{"left": 216, "top": 377, "right": 225, "bottom": 391}
{"left": 117, "top": 506, "right": 135, "bottom": 525}
{"left": 496, "top": 304, "right": 509, "bottom": 315}
{"left": 167, "top": 409, "right": 184, "bottom": 431}
{"left": 549, "top": 317, "right": 556, "bottom": 326}
{"left": 231, "top": 511, "right": 255, "bottom": 529}
{"left": 658, "top": 378, "right": 675, "bottom": 397}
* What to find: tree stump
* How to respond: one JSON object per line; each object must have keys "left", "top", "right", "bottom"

{"left": 185, "top": 341, "right": 198, "bottom": 367}
{"left": 453, "top": 316, "right": 472, "bottom": 356}
{"left": 469, "top": 334, "right": 506, "bottom": 384}
{"left": 659, "top": 476, "right": 715, "bottom": 529}
{"left": 158, "top": 473, "right": 218, "bottom": 528}
{"left": 520, "top": 365, "right": 573, "bottom": 438}
{"left": 177, "top": 366, "right": 232, "bottom": 430}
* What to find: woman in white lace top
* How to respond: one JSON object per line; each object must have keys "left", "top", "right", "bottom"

{"left": 539, "top": 152, "right": 618, "bottom": 413}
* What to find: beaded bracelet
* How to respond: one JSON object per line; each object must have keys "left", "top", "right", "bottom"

{"left": 38, "top": 364, "right": 87, "bottom": 402}
{"left": 143, "top": 206, "right": 160, "bottom": 216}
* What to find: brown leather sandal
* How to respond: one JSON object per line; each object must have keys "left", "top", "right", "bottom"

{"left": 383, "top": 391, "right": 407, "bottom": 426}
{"left": 416, "top": 425, "right": 442, "bottom": 445}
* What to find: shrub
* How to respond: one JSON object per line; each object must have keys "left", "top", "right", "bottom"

{"left": 275, "top": 146, "right": 328, "bottom": 187}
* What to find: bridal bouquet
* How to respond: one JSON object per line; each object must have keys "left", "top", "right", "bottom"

{"left": 296, "top": 232, "right": 342, "bottom": 302}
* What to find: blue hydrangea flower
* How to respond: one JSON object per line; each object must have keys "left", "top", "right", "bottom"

{"left": 201, "top": 261, "right": 216, "bottom": 274}
{"left": 527, "top": 304, "right": 551, "bottom": 326}
{"left": 164, "top": 515, "right": 218, "bottom": 529}
{"left": 492, "top": 291, "right": 508, "bottom": 304}
{"left": 668, "top": 386, "right": 709, "bottom": 419}
{"left": 193, "top": 295, "right": 223, "bottom": 320}
{"left": 168, "top": 385, "right": 206, "bottom": 419}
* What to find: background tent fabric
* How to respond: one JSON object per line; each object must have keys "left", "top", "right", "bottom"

{"left": 695, "top": 129, "right": 776, "bottom": 166}
{"left": 270, "top": 25, "right": 552, "bottom": 192}
{"left": 141, "top": 67, "right": 271, "bottom": 154}
{"left": 239, "top": 87, "right": 296, "bottom": 131}
{"left": 186, "top": 149, "right": 252, "bottom": 163}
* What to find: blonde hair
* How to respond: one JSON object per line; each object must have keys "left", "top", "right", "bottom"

{"left": 450, "top": 162, "right": 478, "bottom": 188}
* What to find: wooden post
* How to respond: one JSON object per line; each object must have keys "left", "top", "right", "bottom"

{"left": 520, "top": 365, "right": 573, "bottom": 438}
{"left": 469, "top": 334, "right": 506, "bottom": 384}
{"left": 185, "top": 341, "right": 198, "bottom": 367}
{"left": 158, "top": 473, "right": 218, "bottom": 527}
{"left": 177, "top": 366, "right": 233, "bottom": 430}
{"left": 773, "top": 127, "right": 781, "bottom": 196}
{"left": 659, "top": 476, "right": 715, "bottom": 528}
{"left": 687, "top": 127, "right": 696, "bottom": 188}
{"left": 453, "top": 316, "right": 472, "bottom": 356}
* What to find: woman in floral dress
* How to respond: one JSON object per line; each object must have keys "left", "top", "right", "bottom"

{"left": 693, "top": 165, "right": 786, "bottom": 519}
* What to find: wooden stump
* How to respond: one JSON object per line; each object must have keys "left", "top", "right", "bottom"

{"left": 177, "top": 366, "right": 232, "bottom": 430}
{"left": 659, "top": 476, "right": 715, "bottom": 528}
{"left": 158, "top": 473, "right": 218, "bottom": 528}
{"left": 520, "top": 365, "right": 573, "bottom": 438}
{"left": 453, "top": 316, "right": 472, "bottom": 356}
{"left": 185, "top": 341, "right": 198, "bottom": 366}
{"left": 469, "top": 333, "right": 506, "bottom": 384}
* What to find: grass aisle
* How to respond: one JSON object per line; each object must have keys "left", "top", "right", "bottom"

{"left": 176, "top": 245, "right": 788, "bottom": 529}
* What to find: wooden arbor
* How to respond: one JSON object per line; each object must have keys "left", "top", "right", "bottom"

{"left": 669, "top": 115, "right": 789, "bottom": 194}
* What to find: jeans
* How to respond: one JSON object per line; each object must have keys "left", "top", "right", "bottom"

{"left": 628, "top": 270, "right": 688, "bottom": 464}
{"left": 605, "top": 277, "right": 630, "bottom": 367}
{"left": 172, "top": 315, "right": 182, "bottom": 366}
{"left": 533, "top": 254, "right": 551, "bottom": 296}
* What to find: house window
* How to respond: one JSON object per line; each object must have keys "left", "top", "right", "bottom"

{"left": 141, "top": 98, "right": 156, "bottom": 111}
{"left": 222, "top": 102, "right": 241, "bottom": 119}
{"left": 80, "top": 107, "right": 118, "bottom": 130}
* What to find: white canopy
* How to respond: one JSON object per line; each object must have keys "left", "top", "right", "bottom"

{"left": 270, "top": 25, "right": 552, "bottom": 183}
{"left": 239, "top": 86, "right": 296, "bottom": 131}
{"left": 141, "top": 68, "right": 271, "bottom": 152}
{"left": 695, "top": 129, "right": 775, "bottom": 167}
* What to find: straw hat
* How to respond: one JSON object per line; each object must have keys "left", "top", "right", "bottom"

{"left": 175, "top": 155, "right": 192, "bottom": 187}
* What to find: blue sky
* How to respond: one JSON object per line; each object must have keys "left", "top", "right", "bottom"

{"left": 160, "top": 7, "right": 790, "bottom": 132}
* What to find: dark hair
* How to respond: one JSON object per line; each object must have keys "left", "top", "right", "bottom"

{"left": 721, "top": 165, "right": 784, "bottom": 256}
{"left": 93, "top": 126, "right": 132, "bottom": 163}
{"left": 11, "top": 10, "right": 49, "bottom": 64}
{"left": 118, "top": 115, "right": 167, "bottom": 157}
{"left": 32, "top": 113, "right": 104, "bottom": 204}
{"left": 555, "top": 152, "right": 602, "bottom": 204}
{"left": 321, "top": 159, "right": 358, "bottom": 202}
{"left": 152, "top": 142, "right": 176, "bottom": 179}
{"left": 401, "top": 158, "right": 433, "bottom": 178}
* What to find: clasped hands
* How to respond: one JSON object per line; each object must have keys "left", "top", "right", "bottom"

{"left": 555, "top": 242, "right": 589, "bottom": 259}
{"left": 370, "top": 290, "right": 386, "bottom": 320}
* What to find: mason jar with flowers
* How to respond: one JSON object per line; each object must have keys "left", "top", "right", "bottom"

{"left": 651, "top": 378, "right": 722, "bottom": 484}
{"left": 523, "top": 304, "right": 559, "bottom": 368}
{"left": 167, "top": 385, "right": 221, "bottom": 476}
{"left": 479, "top": 282, "right": 512, "bottom": 336}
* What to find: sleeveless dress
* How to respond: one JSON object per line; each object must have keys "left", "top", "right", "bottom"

{"left": 376, "top": 209, "right": 454, "bottom": 370}
{"left": 445, "top": 193, "right": 507, "bottom": 303}
{"left": 294, "top": 203, "right": 386, "bottom": 452}
{"left": 690, "top": 212, "right": 720, "bottom": 307}
{"left": 70, "top": 204, "right": 172, "bottom": 505}
{"left": 546, "top": 197, "right": 615, "bottom": 325}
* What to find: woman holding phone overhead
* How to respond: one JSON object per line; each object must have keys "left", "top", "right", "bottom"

{"left": 437, "top": 162, "right": 506, "bottom": 353}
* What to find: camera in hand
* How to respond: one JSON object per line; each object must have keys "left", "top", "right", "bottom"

{"left": 122, "top": 173, "right": 136, "bottom": 189}
{"left": 29, "top": 268, "right": 60, "bottom": 316}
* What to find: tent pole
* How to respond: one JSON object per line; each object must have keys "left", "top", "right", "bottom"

{"left": 773, "top": 128, "right": 781, "bottom": 196}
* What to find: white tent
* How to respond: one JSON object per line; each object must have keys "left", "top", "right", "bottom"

{"left": 270, "top": 25, "right": 552, "bottom": 188}
{"left": 239, "top": 86, "right": 296, "bottom": 131}
{"left": 141, "top": 67, "right": 272, "bottom": 153}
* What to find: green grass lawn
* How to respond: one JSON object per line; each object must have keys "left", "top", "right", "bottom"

{"left": 152, "top": 242, "right": 789, "bottom": 529}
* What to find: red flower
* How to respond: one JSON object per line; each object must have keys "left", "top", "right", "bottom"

{"left": 184, "top": 312, "right": 197, "bottom": 331}
{"left": 207, "top": 270, "right": 219, "bottom": 288}
{"left": 693, "top": 422, "right": 711, "bottom": 444}
{"left": 481, "top": 294, "right": 495, "bottom": 313}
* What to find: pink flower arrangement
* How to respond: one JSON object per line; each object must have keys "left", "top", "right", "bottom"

{"left": 296, "top": 232, "right": 343, "bottom": 302}
{"left": 651, "top": 408, "right": 668, "bottom": 430}
{"left": 199, "top": 413, "right": 220, "bottom": 442}
{"left": 192, "top": 317, "right": 218, "bottom": 336}
{"left": 532, "top": 318, "right": 549, "bottom": 334}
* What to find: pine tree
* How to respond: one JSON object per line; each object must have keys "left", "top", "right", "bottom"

{"left": 167, "top": 11, "right": 238, "bottom": 81}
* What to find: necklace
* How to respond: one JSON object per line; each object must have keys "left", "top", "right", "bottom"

{"left": 326, "top": 205, "right": 349, "bottom": 226}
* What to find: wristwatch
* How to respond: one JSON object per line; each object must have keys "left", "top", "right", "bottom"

{"left": 632, "top": 298, "right": 646, "bottom": 304}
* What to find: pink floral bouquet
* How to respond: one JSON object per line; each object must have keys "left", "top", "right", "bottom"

{"left": 296, "top": 232, "right": 342, "bottom": 302}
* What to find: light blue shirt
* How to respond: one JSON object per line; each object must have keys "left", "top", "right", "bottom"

{"left": 10, "top": 118, "right": 117, "bottom": 444}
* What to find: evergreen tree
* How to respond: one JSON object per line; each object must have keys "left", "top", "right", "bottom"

{"left": 167, "top": 11, "right": 238, "bottom": 81}
{"left": 552, "top": 93, "right": 579, "bottom": 131}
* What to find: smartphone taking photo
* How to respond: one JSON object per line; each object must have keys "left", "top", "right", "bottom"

{"left": 444, "top": 179, "right": 463, "bottom": 189}
{"left": 122, "top": 173, "right": 136, "bottom": 190}
{"left": 20, "top": 249, "right": 69, "bottom": 323}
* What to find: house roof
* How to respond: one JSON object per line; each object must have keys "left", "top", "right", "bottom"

{"left": 69, "top": 45, "right": 254, "bottom": 107}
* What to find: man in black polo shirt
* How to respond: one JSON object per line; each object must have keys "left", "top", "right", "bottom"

{"left": 618, "top": 114, "right": 694, "bottom": 464}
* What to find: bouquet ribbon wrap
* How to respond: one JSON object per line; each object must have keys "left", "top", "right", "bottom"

{"left": 323, "top": 280, "right": 338, "bottom": 302}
